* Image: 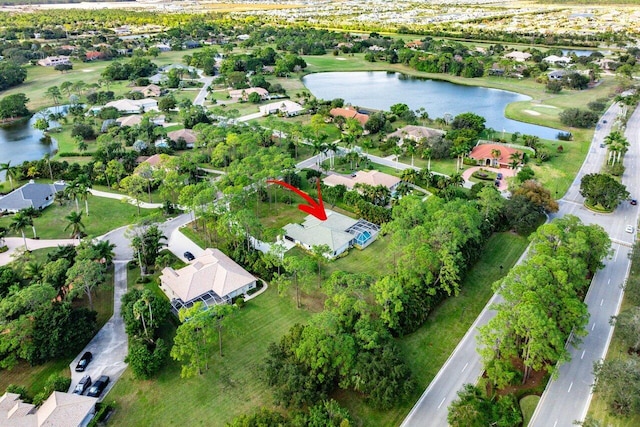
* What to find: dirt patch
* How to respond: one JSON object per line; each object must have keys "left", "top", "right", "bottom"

{"left": 487, "top": 357, "right": 548, "bottom": 397}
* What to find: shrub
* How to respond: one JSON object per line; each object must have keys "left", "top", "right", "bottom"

{"left": 557, "top": 132, "right": 573, "bottom": 141}
{"left": 559, "top": 108, "right": 599, "bottom": 128}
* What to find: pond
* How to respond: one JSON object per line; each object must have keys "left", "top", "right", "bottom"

{"left": 302, "top": 71, "right": 561, "bottom": 140}
{"left": 0, "top": 107, "right": 62, "bottom": 180}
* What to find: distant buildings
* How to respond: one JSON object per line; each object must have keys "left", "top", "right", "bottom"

{"left": 323, "top": 170, "right": 401, "bottom": 193}
{"left": 104, "top": 98, "right": 158, "bottom": 114}
{"left": 259, "top": 100, "right": 304, "bottom": 117}
{"left": 38, "top": 56, "right": 71, "bottom": 67}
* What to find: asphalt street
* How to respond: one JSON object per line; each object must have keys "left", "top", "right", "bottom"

{"left": 529, "top": 103, "right": 640, "bottom": 426}
{"left": 401, "top": 102, "right": 639, "bottom": 427}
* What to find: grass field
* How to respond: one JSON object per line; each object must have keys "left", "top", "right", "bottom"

{"left": 106, "top": 287, "right": 313, "bottom": 427}
{"left": 520, "top": 395, "right": 541, "bottom": 426}
{"left": 0, "top": 193, "right": 157, "bottom": 239}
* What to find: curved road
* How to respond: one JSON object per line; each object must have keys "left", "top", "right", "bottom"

{"left": 401, "top": 102, "right": 639, "bottom": 427}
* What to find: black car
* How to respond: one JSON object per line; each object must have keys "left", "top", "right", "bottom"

{"left": 184, "top": 251, "right": 195, "bottom": 261}
{"left": 73, "top": 376, "right": 92, "bottom": 395}
{"left": 631, "top": 199, "right": 637, "bottom": 206}
{"left": 87, "top": 375, "right": 110, "bottom": 398}
{"left": 75, "top": 351, "right": 92, "bottom": 372}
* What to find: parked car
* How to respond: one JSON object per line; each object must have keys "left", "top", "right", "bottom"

{"left": 600, "top": 143, "right": 605, "bottom": 148}
{"left": 496, "top": 172, "right": 503, "bottom": 180}
{"left": 631, "top": 199, "right": 637, "bottom": 206}
{"left": 184, "top": 251, "right": 195, "bottom": 261}
{"left": 75, "top": 351, "right": 92, "bottom": 372}
{"left": 626, "top": 225, "right": 635, "bottom": 234}
{"left": 87, "top": 375, "right": 110, "bottom": 398}
{"left": 73, "top": 376, "right": 92, "bottom": 395}
{"left": 603, "top": 119, "right": 607, "bottom": 123}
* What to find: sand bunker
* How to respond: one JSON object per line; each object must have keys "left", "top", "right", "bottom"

{"left": 524, "top": 109, "right": 541, "bottom": 116}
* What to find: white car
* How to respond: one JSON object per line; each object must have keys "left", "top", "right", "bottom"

{"left": 625, "top": 225, "right": 635, "bottom": 233}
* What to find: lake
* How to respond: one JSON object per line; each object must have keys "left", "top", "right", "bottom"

{"left": 0, "top": 109, "right": 58, "bottom": 180}
{"left": 302, "top": 71, "right": 560, "bottom": 140}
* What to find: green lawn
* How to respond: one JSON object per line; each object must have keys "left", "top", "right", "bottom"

{"left": 520, "top": 395, "right": 540, "bottom": 426}
{"left": 325, "top": 236, "right": 399, "bottom": 279}
{"left": 107, "top": 287, "right": 313, "bottom": 427}
{"left": 0, "top": 194, "right": 157, "bottom": 240}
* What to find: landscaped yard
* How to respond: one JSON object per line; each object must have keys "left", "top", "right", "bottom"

{"left": 0, "top": 193, "right": 158, "bottom": 240}
{"left": 106, "top": 287, "right": 313, "bottom": 426}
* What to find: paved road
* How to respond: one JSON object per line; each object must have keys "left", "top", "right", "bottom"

{"left": 529, "top": 103, "right": 640, "bottom": 427}
{"left": 401, "top": 102, "right": 638, "bottom": 427}
{"left": 89, "top": 189, "right": 163, "bottom": 209}
{"left": 193, "top": 72, "right": 214, "bottom": 106}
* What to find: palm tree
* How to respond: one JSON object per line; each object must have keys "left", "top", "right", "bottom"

{"left": 401, "top": 168, "right": 417, "bottom": 184}
{"left": 392, "top": 146, "right": 403, "bottom": 171}
{"left": 509, "top": 152, "right": 522, "bottom": 169}
{"left": 311, "top": 140, "right": 327, "bottom": 169}
{"left": 65, "top": 211, "right": 85, "bottom": 240}
{"left": 45, "top": 86, "right": 62, "bottom": 112}
{"left": 11, "top": 210, "right": 32, "bottom": 250}
{"left": 325, "top": 141, "right": 339, "bottom": 169}
{"left": 21, "top": 207, "right": 39, "bottom": 238}
{"left": 43, "top": 153, "right": 54, "bottom": 182}
{"left": 405, "top": 141, "right": 417, "bottom": 167}
{"left": 0, "top": 161, "right": 18, "bottom": 189}
{"left": 491, "top": 149, "right": 501, "bottom": 167}
{"left": 604, "top": 131, "right": 629, "bottom": 165}
{"left": 0, "top": 226, "right": 7, "bottom": 247}
{"left": 92, "top": 240, "right": 116, "bottom": 265}
{"left": 23, "top": 261, "right": 44, "bottom": 281}
{"left": 64, "top": 184, "right": 80, "bottom": 212}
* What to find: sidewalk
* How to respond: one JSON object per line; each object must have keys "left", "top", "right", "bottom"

{"left": 90, "top": 189, "right": 163, "bottom": 209}
{"left": 0, "top": 237, "right": 78, "bottom": 266}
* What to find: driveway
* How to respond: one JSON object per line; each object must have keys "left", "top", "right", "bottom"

{"left": 166, "top": 225, "right": 204, "bottom": 262}
{"left": 69, "top": 261, "right": 128, "bottom": 400}
{"left": 67, "top": 212, "right": 193, "bottom": 397}
{"left": 461, "top": 165, "right": 515, "bottom": 191}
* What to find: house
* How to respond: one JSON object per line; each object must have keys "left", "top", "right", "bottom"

{"left": 504, "top": 51, "right": 532, "bottom": 62}
{"left": 386, "top": 125, "right": 444, "bottom": 145}
{"left": 104, "top": 98, "right": 158, "bottom": 114}
{"left": 323, "top": 170, "right": 401, "bottom": 192}
{"left": 0, "top": 181, "right": 66, "bottom": 214}
{"left": 101, "top": 118, "right": 118, "bottom": 133}
{"left": 116, "top": 114, "right": 143, "bottom": 127}
{"left": 228, "top": 87, "right": 269, "bottom": 101}
{"left": 259, "top": 100, "right": 304, "bottom": 117}
{"left": 0, "top": 391, "right": 97, "bottom": 426}
{"left": 283, "top": 210, "right": 380, "bottom": 259}
{"left": 543, "top": 55, "right": 571, "bottom": 65}
{"left": 85, "top": 51, "right": 105, "bottom": 61}
{"left": 330, "top": 107, "right": 369, "bottom": 126}
{"left": 468, "top": 143, "right": 524, "bottom": 168}
{"left": 37, "top": 55, "right": 71, "bottom": 67}
{"left": 160, "top": 248, "right": 257, "bottom": 314}
{"left": 405, "top": 40, "right": 423, "bottom": 49}
{"left": 184, "top": 40, "right": 201, "bottom": 49}
{"left": 167, "top": 129, "right": 197, "bottom": 148}
{"left": 130, "top": 84, "right": 162, "bottom": 98}
{"left": 548, "top": 70, "right": 567, "bottom": 80}
{"left": 155, "top": 43, "right": 171, "bottom": 52}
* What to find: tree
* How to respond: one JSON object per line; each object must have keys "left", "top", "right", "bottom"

{"left": 311, "top": 244, "right": 331, "bottom": 285}
{"left": 64, "top": 211, "right": 85, "bottom": 240}
{"left": 604, "top": 131, "right": 630, "bottom": 165}
{"left": 120, "top": 174, "right": 147, "bottom": 215}
{"left": 448, "top": 384, "right": 522, "bottom": 427}
{"left": 11, "top": 210, "right": 32, "bottom": 250}
{"left": 33, "top": 117, "right": 49, "bottom": 132}
{"left": 45, "top": 86, "right": 62, "bottom": 110}
{"left": 0, "top": 161, "right": 18, "bottom": 189}
{"left": 512, "top": 180, "right": 559, "bottom": 213}
{"left": 610, "top": 307, "right": 640, "bottom": 352}
{"left": 0, "top": 61, "right": 27, "bottom": 91}
{"left": 593, "top": 357, "right": 640, "bottom": 416}
{"left": 279, "top": 255, "right": 314, "bottom": 308}
{"left": 128, "top": 222, "right": 167, "bottom": 276}
{"left": 171, "top": 302, "right": 216, "bottom": 378}
{"left": 66, "top": 258, "right": 105, "bottom": 311}
{"left": 125, "top": 338, "right": 169, "bottom": 380}
{"left": 580, "top": 173, "right": 629, "bottom": 210}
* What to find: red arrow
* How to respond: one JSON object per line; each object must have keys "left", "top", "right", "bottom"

{"left": 267, "top": 178, "right": 327, "bottom": 221}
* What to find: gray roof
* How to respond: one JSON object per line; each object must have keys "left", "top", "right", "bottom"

{"left": 0, "top": 181, "right": 66, "bottom": 213}
{"left": 283, "top": 210, "right": 357, "bottom": 253}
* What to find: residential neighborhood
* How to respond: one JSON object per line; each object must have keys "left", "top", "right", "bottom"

{"left": 0, "top": 2, "right": 639, "bottom": 427}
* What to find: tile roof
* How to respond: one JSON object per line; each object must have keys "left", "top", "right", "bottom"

{"left": 161, "top": 249, "right": 256, "bottom": 302}
{"left": 167, "top": 129, "right": 197, "bottom": 144}
{"left": 324, "top": 170, "right": 401, "bottom": 191}
{"left": 330, "top": 107, "right": 369, "bottom": 126}
{"left": 468, "top": 143, "right": 522, "bottom": 165}
{"left": 387, "top": 125, "right": 444, "bottom": 142}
